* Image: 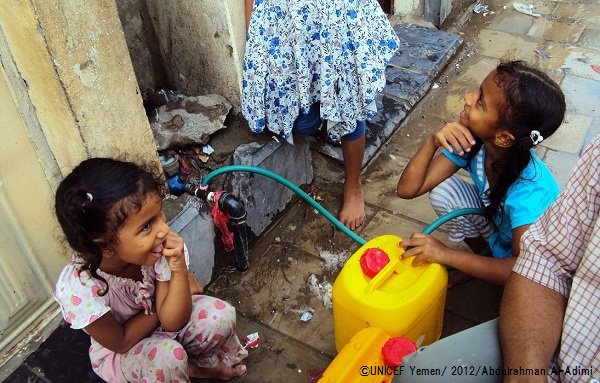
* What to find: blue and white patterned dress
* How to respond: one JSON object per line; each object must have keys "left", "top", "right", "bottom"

{"left": 241, "top": 0, "right": 400, "bottom": 142}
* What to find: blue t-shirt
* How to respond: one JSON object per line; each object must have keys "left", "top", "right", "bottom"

{"left": 442, "top": 147, "right": 560, "bottom": 258}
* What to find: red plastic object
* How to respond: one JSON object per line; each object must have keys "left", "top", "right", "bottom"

{"left": 242, "top": 332, "right": 261, "bottom": 350}
{"left": 359, "top": 248, "right": 390, "bottom": 278}
{"left": 381, "top": 337, "right": 417, "bottom": 366}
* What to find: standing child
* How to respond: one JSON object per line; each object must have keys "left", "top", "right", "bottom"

{"left": 53, "top": 158, "right": 247, "bottom": 382}
{"left": 396, "top": 60, "right": 565, "bottom": 286}
{"left": 242, "top": 0, "right": 400, "bottom": 230}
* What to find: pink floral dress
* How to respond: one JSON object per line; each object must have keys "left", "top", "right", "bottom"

{"left": 54, "top": 254, "right": 247, "bottom": 383}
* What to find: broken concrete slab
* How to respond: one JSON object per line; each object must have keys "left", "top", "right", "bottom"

{"left": 389, "top": 23, "right": 463, "bottom": 75}
{"left": 163, "top": 194, "right": 216, "bottom": 285}
{"left": 231, "top": 137, "right": 313, "bottom": 236}
{"left": 150, "top": 94, "right": 232, "bottom": 150}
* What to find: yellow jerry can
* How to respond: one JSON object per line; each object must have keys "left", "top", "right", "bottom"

{"left": 332, "top": 234, "right": 448, "bottom": 352}
{"left": 319, "top": 327, "right": 395, "bottom": 383}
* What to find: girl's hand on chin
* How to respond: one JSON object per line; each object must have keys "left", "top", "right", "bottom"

{"left": 162, "top": 232, "right": 187, "bottom": 272}
{"left": 434, "top": 122, "right": 476, "bottom": 156}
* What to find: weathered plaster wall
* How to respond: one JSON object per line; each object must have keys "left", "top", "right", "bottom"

{"left": 0, "top": 1, "right": 86, "bottom": 178}
{"left": 116, "top": 0, "right": 167, "bottom": 92}
{"left": 0, "top": 62, "right": 63, "bottom": 297}
{"left": 395, "top": 0, "right": 423, "bottom": 17}
{"left": 30, "top": 0, "right": 160, "bottom": 167}
{"left": 147, "top": 0, "right": 246, "bottom": 111}
{"left": 0, "top": 0, "right": 162, "bottom": 370}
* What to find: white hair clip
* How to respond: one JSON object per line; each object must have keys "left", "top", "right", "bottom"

{"left": 86, "top": 192, "right": 94, "bottom": 203}
{"left": 530, "top": 130, "right": 544, "bottom": 146}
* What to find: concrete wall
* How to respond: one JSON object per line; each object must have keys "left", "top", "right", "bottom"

{"left": 0, "top": 0, "right": 160, "bottom": 370}
{"left": 146, "top": 0, "right": 246, "bottom": 111}
{"left": 30, "top": 0, "right": 159, "bottom": 165}
{"left": 395, "top": 0, "right": 423, "bottom": 18}
{"left": 116, "top": 0, "right": 167, "bottom": 91}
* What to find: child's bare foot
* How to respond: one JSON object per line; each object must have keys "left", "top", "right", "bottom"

{"left": 339, "top": 182, "right": 365, "bottom": 230}
{"left": 189, "top": 362, "right": 247, "bottom": 380}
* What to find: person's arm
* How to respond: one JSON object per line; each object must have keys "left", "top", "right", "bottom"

{"left": 500, "top": 135, "right": 599, "bottom": 382}
{"left": 397, "top": 122, "right": 473, "bottom": 198}
{"left": 154, "top": 232, "right": 192, "bottom": 332}
{"left": 399, "top": 211, "right": 533, "bottom": 284}
{"left": 245, "top": 0, "right": 253, "bottom": 31}
{"left": 85, "top": 311, "right": 160, "bottom": 354}
{"left": 499, "top": 274, "right": 567, "bottom": 383}
{"left": 399, "top": 234, "right": 516, "bottom": 285}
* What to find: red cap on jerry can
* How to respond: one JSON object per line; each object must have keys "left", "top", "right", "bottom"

{"left": 382, "top": 337, "right": 417, "bottom": 366}
{"left": 359, "top": 248, "right": 390, "bottom": 278}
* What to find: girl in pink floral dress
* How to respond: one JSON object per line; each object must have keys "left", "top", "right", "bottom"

{"left": 53, "top": 158, "right": 247, "bottom": 382}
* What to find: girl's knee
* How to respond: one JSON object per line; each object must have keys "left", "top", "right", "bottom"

{"left": 129, "top": 339, "right": 188, "bottom": 380}
{"left": 213, "top": 300, "right": 237, "bottom": 327}
{"left": 159, "top": 339, "right": 189, "bottom": 366}
{"left": 429, "top": 185, "right": 455, "bottom": 214}
{"left": 192, "top": 296, "right": 237, "bottom": 326}
{"left": 429, "top": 177, "right": 479, "bottom": 214}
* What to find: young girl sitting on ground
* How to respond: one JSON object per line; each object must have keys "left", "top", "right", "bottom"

{"left": 396, "top": 60, "right": 565, "bottom": 286}
{"left": 53, "top": 158, "right": 247, "bottom": 382}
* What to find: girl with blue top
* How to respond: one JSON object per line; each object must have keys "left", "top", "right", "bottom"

{"left": 396, "top": 60, "right": 565, "bottom": 286}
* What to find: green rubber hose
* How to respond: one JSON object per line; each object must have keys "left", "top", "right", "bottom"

{"left": 421, "top": 207, "right": 485, "bottom": 235}
{"left": 201, "top": 165, "right": 368, "bottom": 245}
{"left": 201, "top": 165, "right": 485, "bottom": 245}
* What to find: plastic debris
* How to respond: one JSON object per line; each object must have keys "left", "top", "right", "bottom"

{"left": 432, "top": 82, "right": 440, "bottom": 89}
{"left": 512, "top": 2, "right": 541, "bottom": 17}
{"left": 592, "top": 65, "right": 600, "bottom": 75}
{"left": 202, "top": 144, "right": 214, "bottom": 155}
{"left": 242, "top": 332, "right": 261, "bottom": 350}
{"left": 307, "top": 274, "right": 333, "bottom": 308}
{"left": 473, "top": 2, "right": 490, "bottom": 14}
{"left": 300, "top": 308, "right": 315, "bottom": 322}
{"left": 318, "top": 249, "right": 350, "bottom": 273}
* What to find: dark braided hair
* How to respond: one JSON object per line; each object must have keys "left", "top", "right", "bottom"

{"left": 469, "top": 60, "right": 565, "bottom": 220}
{"left": 55, "top": 158, "right": 164, "bottom": 294}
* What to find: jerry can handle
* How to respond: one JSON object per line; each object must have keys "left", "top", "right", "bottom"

{"left": 364, "top": 248, "right": 407, "bottom": 294}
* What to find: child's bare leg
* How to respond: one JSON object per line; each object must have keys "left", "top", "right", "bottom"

{"left": 340, "top": 134, "right": 366, "bottom": 230}
{"left": 188, "top": 362, "right": 246, "bottom": 381}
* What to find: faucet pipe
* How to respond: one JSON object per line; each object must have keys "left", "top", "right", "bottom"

{"left": 201, "top": 165, "right": 368, "bottom": 246}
